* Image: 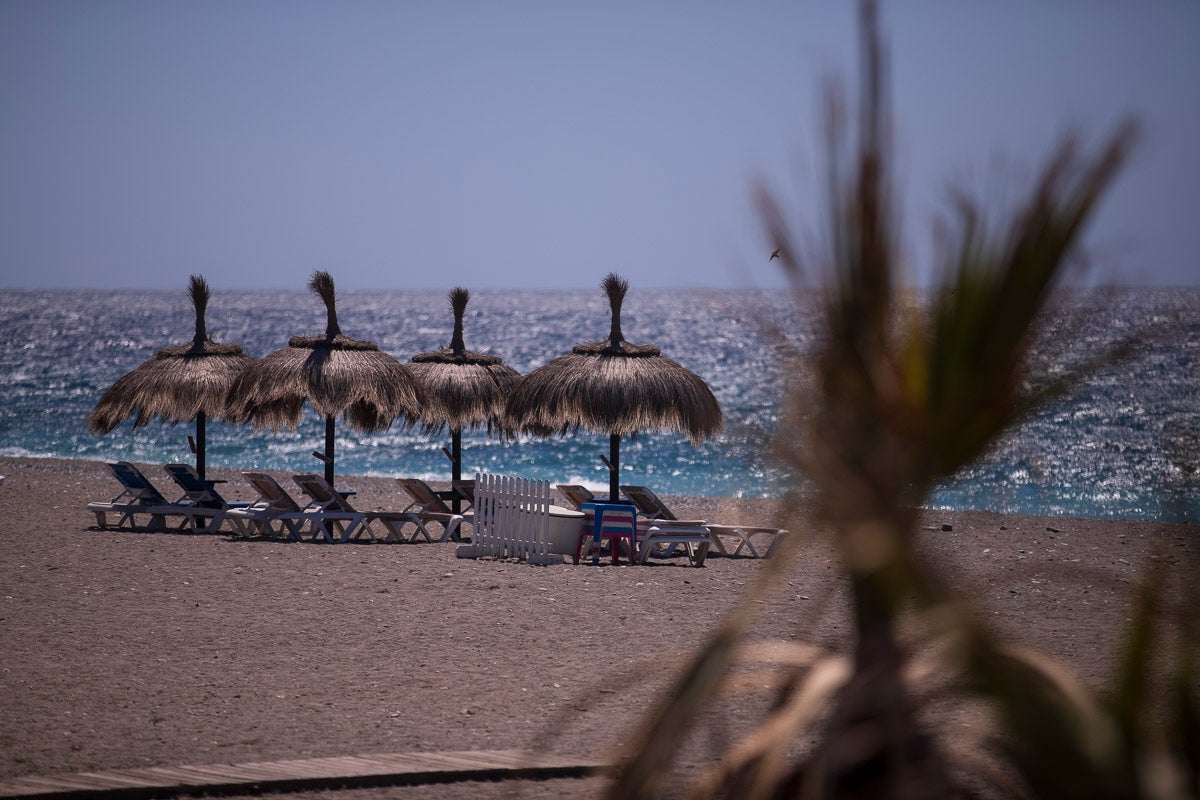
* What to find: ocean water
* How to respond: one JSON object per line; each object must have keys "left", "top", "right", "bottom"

{"left": 0, "top": 287, "right": 1196, "bottom": 522}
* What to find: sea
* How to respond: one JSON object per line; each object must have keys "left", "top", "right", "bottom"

{"left": 1, "top": 287, "right": 1197, "bottom": 523}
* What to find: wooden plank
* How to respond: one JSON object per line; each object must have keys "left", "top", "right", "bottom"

{"left": 489, "top": 751, "right": 567, "bottom": 768}
{"left": 0, "top": 750, "right": 608, "bottom": 800}
{"left": 0, "top": 776, "right": 111, "bottom": 797}
{"left": 61, "top": 775, "right": 156, "bottom": 791}
{"left": 135, "top": 765, "right": 227, "bottom": 786}
{"left": 352, "top": 759, "right": 412, "bottom": 775}
{"left": 152, "top": 765, "right": 258, "bottom": 784}
{"left": 226, "top": 762, "right": 323, "bottom": 780}
{"left": 2, "top": 777, "right": 105, "bottom": 791}
{"left": 272, "top": 758, "right": 369, "bottom": 778}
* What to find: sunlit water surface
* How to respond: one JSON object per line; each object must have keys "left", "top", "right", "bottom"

{"left": 1, "top": 287, "right": 1196, "bottom": 522}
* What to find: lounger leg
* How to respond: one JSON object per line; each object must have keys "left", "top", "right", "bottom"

{"left": 741, "top": 531, "right": 761, "bottom": 557}
{"left": 374, "top": 519, "right": 400, "bottom": 543}
{"left": 338, "top": 518, "right": 366, "bottom": 543}
{"left": 189, "top": 512, "right": 219, "bottom": 534}
{"left": 728, "top": 531, "right": 756, "bottom": 558}
{"left": 637, "top": 535, "right": 654, "bottom": 564}
{"left": 312, "top": 519, "right": 336, "bottom": 543}
{"left": 407, "top": 520, "right": 433, "bottom": 543}
{"left": 412, "top": 520, "right": 435, "bottom": 543}
{"left": 193, "top": 512, "right": 225, "bottom": 535}
{"left": 279, "top": 516, "right": 307, "bottom": 541}
{"left": 353, "top": 518, "right": 376, "bottom": 543}
{"left": 399, "top": 518, "right": 424, "bottom": 542}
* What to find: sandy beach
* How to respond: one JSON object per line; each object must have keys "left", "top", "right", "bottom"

{"left": 0, "top": 455, "right": 1194, "bottom": 798}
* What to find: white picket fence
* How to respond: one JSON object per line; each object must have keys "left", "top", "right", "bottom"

{"left": 455, "top": 472, "right": 564, "bottom": 565}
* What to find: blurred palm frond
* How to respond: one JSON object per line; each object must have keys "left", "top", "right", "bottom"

{"left": 606, "top": 1, "right": 1198, "bottom": 798}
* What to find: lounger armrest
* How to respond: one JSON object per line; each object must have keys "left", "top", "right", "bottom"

{"left": 417, "top": 511, "right": 460, "bottom": 523}
{"left": 644, "top": 518, "right": 707, "bottom": 528}
{"left": 706, "top": 524, "right": 787, "bottom": 534}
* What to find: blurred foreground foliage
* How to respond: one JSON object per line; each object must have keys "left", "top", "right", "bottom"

{"left": 606, "top": 2, "right": 1198, "bottom": 798}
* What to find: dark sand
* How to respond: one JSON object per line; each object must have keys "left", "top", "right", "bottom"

{"left": 0, "top": 456, "right": 1194, "bottom": 798}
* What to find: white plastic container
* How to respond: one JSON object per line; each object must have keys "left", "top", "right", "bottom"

{"left": 545, "top": 505, "right": 584, "bottom": 555}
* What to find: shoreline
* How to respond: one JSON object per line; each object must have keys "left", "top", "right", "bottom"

{"left": 1, "top": 455, "right": 1195, "bottom": 798}
{"left": 1, "top": 453, "right": 1184, "bottom": 524}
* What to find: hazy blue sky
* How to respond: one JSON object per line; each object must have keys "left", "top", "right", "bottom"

{"left": 2, "top": 1, "right": 1197, "bottom": 290}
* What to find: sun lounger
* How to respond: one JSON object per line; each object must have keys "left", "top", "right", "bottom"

{"left": 396, "top": 478, "right": 469, "bottom": 542}
{"left": 620, "top": 484, "right": 788, "bottom": 558}
{"left": 558, "top": 482, "right": 711, "bottom": 561}
{"left": 223, "top": 472, "right": 309, "bottom": 539}
{"left": 556, "top": 484, "right": 597, "bottom": 511}
{"left": 640, "top": 521, "right": 711, "bottom": 567}
{"left": 162, "top": 463, "right": 253, "bottom": 533}
{"left": 556, "top": 484, "right": 630, "bottom": 511}
{"left": 286, "top": 474, "right": 427, "bottom": 544}
{"left": 451, "top": 479, "right": 476, "bottom": 513}
{"left": 703, "top": 523, "right": 789, "bottom": 558}
{"left": 284, "top": 474, "right": 369, "bottom": 543}
{"left": 87, "top": 461, "right": 191, "bottom": 532}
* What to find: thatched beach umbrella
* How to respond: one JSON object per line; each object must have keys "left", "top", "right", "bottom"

{"left": 408, "top": 287, "right": 521, "bottom": 513}
{"left": 90, "top": 275, "right": 254, "bottom": 481}
{"left": 225, "top": 270, "right": 424, "bottom": 488}
{"left": 505, "top": 273, "right": 723, "bottom": 501}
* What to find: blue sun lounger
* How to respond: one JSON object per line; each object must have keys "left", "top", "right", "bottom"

{"left": 161, "top": 463, "right": 253, "bottom": 533}
{"left": 87, "top": 461, "right": 193, "bottom": 532}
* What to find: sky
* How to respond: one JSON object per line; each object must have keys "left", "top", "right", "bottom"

{"left": 1, "top": 1, "right": 1197, "bottom": 290}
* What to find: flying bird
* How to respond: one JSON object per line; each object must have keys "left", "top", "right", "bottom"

{"left": 769, "top": 247, "right": 782, "bottom": 262}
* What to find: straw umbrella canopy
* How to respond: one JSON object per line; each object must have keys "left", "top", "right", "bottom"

{"left": 505, "top": 273, "right": 723, "bottom": 501}
{"left": 225, "top": 270, "right": 424, "bottom": 489}
{"left": 408, "top": 287, "right": 521, "bottom": 512}
{"left": 90, "top": 275, "right": 254, "bottom": 481}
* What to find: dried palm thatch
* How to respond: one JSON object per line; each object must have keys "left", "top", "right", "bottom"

{"left": 225, "top": 270, "right": 423, "bottom": 487}
{"left": 90, "top": 275, "right": 254, "bottom": 479}
{"left": 505, "top": 273, "right": 723, "bottom": 500}
{"left": 409, "top": 288, "right": 521, "bottom": 511}
{"left": 410, "top": 287, "right": 521, "bottom": 434}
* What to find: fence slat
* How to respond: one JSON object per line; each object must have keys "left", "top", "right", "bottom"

{"left": 460, "top": 472, "right": 562, "bottom": 565}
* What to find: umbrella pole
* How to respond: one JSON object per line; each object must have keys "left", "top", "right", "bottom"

{"left": 609, "top": 434, "right": 620, "bottom": 502}
{"left": 195, "top": 411, "right": 206, "bottom": 481}
{"left": 324, "top": 415, "right": 336, "bottom": 487}
{"left": 451, "top": 430, "right": 462, "bottom": 514}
